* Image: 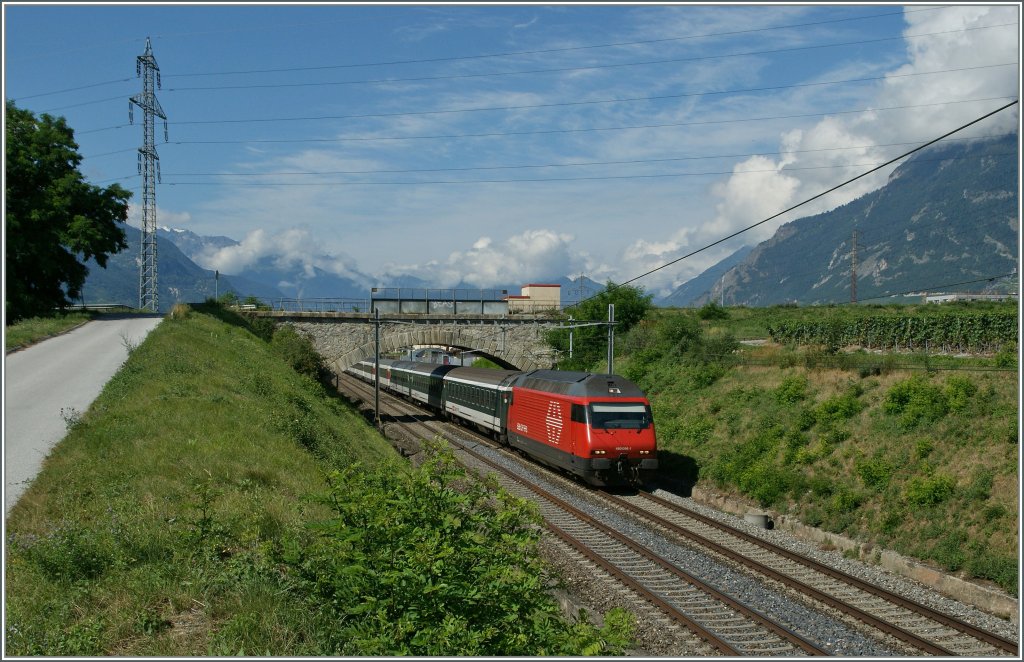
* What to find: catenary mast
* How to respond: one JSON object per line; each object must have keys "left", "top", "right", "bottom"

{"left": 129, "top": 37, "right": 168, "bottom": 312}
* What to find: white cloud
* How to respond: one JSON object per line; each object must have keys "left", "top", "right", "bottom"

{"left": 193, "top": 226, "right": 370, "bottom": 286}
{"left": 382, "top": 228, "right": 581, "bottom": 287}
{"left": 126, "top": 204, "right": 192, "bottom": 230}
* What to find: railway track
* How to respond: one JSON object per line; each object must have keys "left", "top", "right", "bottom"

{"left": 604, "top": 490, "right": 1019, "bottom": 657}
{"left": 336, "top": 372, "right": 1018, "bottom": 657}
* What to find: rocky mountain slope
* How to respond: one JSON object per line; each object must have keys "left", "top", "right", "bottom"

{"left": 674, "top": 133, "right": 1018, "bottom": 307}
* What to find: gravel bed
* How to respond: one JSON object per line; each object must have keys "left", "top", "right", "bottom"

{"left": 458, "top": 440, "right": 901, "bottom": 656}
{"left": 650, "top": 487, "right": 1021, "bottom": 645}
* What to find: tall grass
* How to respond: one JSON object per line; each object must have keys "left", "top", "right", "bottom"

{"left": 4, "top": 312, "right": 93, "bottom": 351}
{"left": 5, "top": 304, "right": 635, "bottom": 655}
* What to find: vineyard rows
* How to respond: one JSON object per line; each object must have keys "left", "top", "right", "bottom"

{"left": 766, "top": 312, "right": 1017, "bottom": 353}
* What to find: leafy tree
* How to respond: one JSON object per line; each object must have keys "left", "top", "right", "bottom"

{"left": 549, "top": 282, "right": 653, "bottom": 371}
{"left": 5, "top": 101, "right": 131, "bottom": 322}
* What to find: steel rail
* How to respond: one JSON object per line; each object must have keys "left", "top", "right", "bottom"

{"left": 597, "top": 492, "right": 952, "bottom": 656}
{"left": 637, "top": 490, "right": 1018, "bottom": 656}
{"left": 455, "top": 442, "right": 828, "bottom": 657}
{"left": 542, "top": 520, "right": 741, "bottom": 656}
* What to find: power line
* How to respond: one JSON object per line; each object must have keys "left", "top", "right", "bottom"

{"left": 149, "top": 149, "right": 1015, "bottom": 181}
{"left": 578, "top": 100, "right": 1020, "bottom": 305}
{"left": 131, "top": 127, "right": 1008, "bottom": 154}
{"left": 97, "top": 148, "right": 1017, "bottom": 187}
{"left": 37, "top": 58, "right": 1018, "bottom": 116}
{"left": 75, "top": 91, "right": 1016, "bottom": 136}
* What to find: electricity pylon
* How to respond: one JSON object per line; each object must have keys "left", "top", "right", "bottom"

{"left": 129, "top": 37, "right": 168, "bottom": 312}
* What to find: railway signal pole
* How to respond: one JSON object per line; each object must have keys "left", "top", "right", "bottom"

{"left": 607, "top": 304, "right": 615, "bottom": 374}
{"left": 374, "top": 307, "right": 381, "bottom": 429}
{"left": 129, "top": 37, "right": 168, "bottom": 313}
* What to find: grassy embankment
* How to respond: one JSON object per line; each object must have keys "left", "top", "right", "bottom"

{"left": 615, "top": 302, "right": 1018, "bottom": 597}
{"left": 4, "top": 311, "right": 94, "bottom": 352}
{"left": 4, "top": 304, "right": 632, "bottom": 656}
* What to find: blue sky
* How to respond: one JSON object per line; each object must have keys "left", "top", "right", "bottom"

{"left": 4, "top": 3, "right": 1020, "bottom": 296}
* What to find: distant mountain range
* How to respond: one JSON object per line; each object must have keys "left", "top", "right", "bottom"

{"left": 79, "top": 224, "right": 247, "bottom": 309}
{"left": 661, "top": 133, "right": 1019, "bottom": 307}
{"left": 82, "top": 133, "right": 1017, "bottom": 312}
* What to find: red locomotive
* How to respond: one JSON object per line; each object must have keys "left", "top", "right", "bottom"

{"left": 505, "top": 370, "right": 657, "bottom": 487}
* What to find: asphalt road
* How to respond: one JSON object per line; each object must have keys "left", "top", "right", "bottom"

{"left": 4, "top": 315, "right": 164, "bottom": 516}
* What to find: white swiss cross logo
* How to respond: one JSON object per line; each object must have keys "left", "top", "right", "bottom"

{"left": 545, "top": 401, "right": 563, "bottom": 445}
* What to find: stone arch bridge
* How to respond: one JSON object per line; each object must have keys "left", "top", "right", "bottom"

{"left": 250, "top": 311, "right": 563, "bottom": 373}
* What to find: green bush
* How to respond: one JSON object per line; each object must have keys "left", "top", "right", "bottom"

{"left": 967, "top": 547, "right": 1018, "bottom": 593}
{"left": 930, "top": 530, "right": 968, "bottom": 571}
{"left": 658, "top": 314, "right": 702, "bottom": 356}
{"left": 856, "top": 457, "right": 895, "bottom": 490}
{"left": 914, "top": 438, "right": 935, "bottom": 459}
{"left": 814, "top": 389, "right": 864, "bottom": 426}
{"left": 677, "top": 417, "right": 715, "bottom": 446}
{"left": 774, "top": 375, "right": 809, "bottom": 404}
{"left": 905, "top": 474, "right": 956, "bottom": 507}
{"left": 271, "top": 326, "right": 326, "bottom": 382}
{"left": 944, "top": 375, "right": 978, "bottom": 413}
{"left": 829, "top": 489, "right": 863, "bottom": 514}
{"left": 283, "top": 440, "right": 634, "bottom": 656}
{"left": 883, "top": 376, "right": 948, "bottom": 430}
{"left": 696, "top": 301, "right": 729, "bottom": 320}
{"left": 739, "top": 462, "right": 795, "bottom": 507}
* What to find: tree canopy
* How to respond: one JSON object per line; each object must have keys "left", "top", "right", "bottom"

{"left": 548, "top": 281, "right": 653, "bottom": 371}
{"left": 5, "top": 100, "right": 131, "bottom": 322}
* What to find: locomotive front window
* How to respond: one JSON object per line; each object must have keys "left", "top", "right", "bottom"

{"left": 589, "top": 403, "right": 651, "bottom": 429}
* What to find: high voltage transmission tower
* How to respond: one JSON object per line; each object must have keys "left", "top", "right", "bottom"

{"left": 129, "top": 37, "right": 168, "bottom": 313}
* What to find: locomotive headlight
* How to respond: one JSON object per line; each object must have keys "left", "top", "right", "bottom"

{"left": 592, "top": 449, "right": 606, "bottom": 456}
{"left": 639, "top": 450, "right": 651, "bottom": 455}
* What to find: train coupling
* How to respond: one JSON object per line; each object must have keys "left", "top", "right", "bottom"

{"left": 616, "top": 454, "right": 641, "bottom": 483}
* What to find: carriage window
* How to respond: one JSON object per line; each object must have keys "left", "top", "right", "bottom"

{"left": 589, "top": 403, "right": 651, "bottom": 430}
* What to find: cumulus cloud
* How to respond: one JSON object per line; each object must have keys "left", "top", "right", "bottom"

{"left": 382, "top": 228, "right": 583, "bottom": 287}
{"left": 193, "top": 226, "right": 370, "bottom": 286}
{"left": 126, "top": 204, "right": 192, "bottom": 230}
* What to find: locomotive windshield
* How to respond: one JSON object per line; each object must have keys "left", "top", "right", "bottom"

{"left": 589, "top": 403, "right": 652, "bottom": 430}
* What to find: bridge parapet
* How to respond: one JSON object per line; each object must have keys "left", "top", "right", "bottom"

{"left": 273, "top": 315, "right": 562, "bottom": 373}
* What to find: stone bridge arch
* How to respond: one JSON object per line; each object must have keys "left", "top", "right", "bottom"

{"left": 282, "top": 318, "right": 560, "bottom": 373}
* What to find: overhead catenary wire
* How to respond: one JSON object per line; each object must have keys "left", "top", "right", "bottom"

{"left": 152, "top": 150, "right": 1018, "bottom": 181}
